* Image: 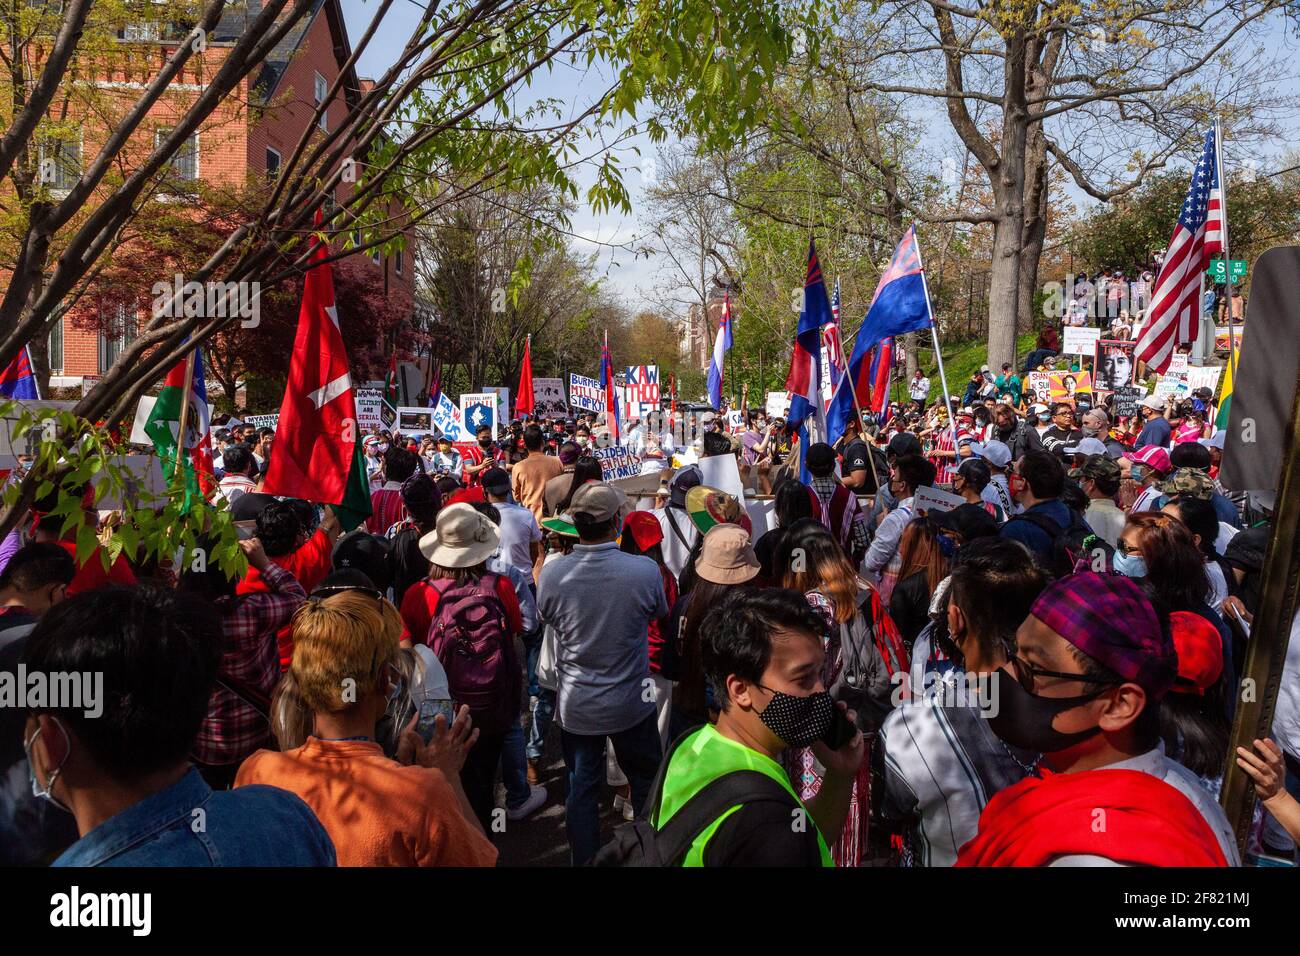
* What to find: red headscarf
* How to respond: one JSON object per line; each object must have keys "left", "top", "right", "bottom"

{"left": 955, "top": 769, "right": 1228, "bottom": 867}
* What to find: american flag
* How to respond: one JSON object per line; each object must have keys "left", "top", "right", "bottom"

{"left": 1135, "top": 127, "right": 1224, "bottom": 374}
{"left": 821, "top": 277, "right": 845, "bottom": 411}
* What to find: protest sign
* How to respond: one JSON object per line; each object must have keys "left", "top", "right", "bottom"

{"left": 1154, "top": 375, "right": 1190, "bottom": 400}
{"left": 1048, "top": 371, "right": 1092, "bottom": 403}
{"left": 594, "top": 445, "right": 642, "bottom": 481}
{"left": 1111, "top": 385, "right": 1142, "bottom": 418}
{"left": 355, "top": 387, "right": 384, "bottom": 432}
{"left": 698, "top": 452, "right": 745, "bottom": 500}
{"left": 1214, "top": 326, "right": 1244, "bottom": 351}
{"left": 396, "top": 406, "right": 435, "bottom": 434}
{"left": 430, "top": 392, "right": 465, "bottom": 441}
{"left": 1186, "top": 365, "right": 1223, "bottom": 394}
{"left": 1062, "top": 326, "right": 1102, "bottom": 356}
{"left": 765, "top": 391, "right": 790, "bottom": 418}
{"left": 1094, "top": 340, "right": 1136, "bottom": 391}
{"left": 745, "top": 497, "right": 777, "bottom": 537}
{"left": 1167, "top": 352, "right": 1190, "bottom": 375}
{"left": 913, "top": 485, "right": 966, "bottom": 515}
{"left": 1026, "top": 372, "right": 1052, "bottom": 404}
{"left": 243, "top": 413, "right": 279, "bottom": 429}
{"left": 569, "top": 373, "right": 605, "bottom": 413}
{"left": 623, "top": 365, "right": 659, "bottom": 420}
{"left": 485, "top": 387, "right": 510, "bottom": 424}
{"left": 726, "top": 410, "right": 744, "bottom": 432}
{"left": 460, "top": 393, "right": 497, "bottom": 439}
{"left": 532, "top": 378, "right": 568, "bottom": 418}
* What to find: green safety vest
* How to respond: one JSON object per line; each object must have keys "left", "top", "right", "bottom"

{"left": 652, "top": 724, "right": 834, "bottom": 867}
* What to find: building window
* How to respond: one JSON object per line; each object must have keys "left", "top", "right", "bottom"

{"left": 48, "top": 317, "right": 64, "bottom": 374}
{"left": 38, "top": 135, "right": 81, "bottom": 192}
{"left": 155, "top": 128, "right": 199, "bottom": 184}
{"left": 265, "top": 147, "right": 282, "bottom": 182}
{"left": 395, "top": 247, "right": 403, "bottom": 276}
{"left": 314, "top": 72, "right": 329, "bottom": 132}
{"left": 99, "top": 305, "right": 137, "bottom": 373}
{"left": 372, "top": 248, "right": 381, "bottom": 266}
{"left": 121, "top": 21, "right": 161, "bottom": 41}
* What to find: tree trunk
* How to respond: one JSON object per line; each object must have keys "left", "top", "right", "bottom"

{"left": 986, "top": 34, "right": 1030, "bottom": 371}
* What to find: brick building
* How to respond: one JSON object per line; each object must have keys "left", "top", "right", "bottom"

{"left": 682, "top": 280, "right": 737, "bottom": 371}
{"left": 43, "top": 0, "right": 418, "bottom": 396}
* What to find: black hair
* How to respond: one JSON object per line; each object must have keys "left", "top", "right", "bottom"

{"left": 434, "top": 476, "right": 462, "bottom": 500}
{"left": 1167, "top": 494, "right": 1220, "bottom": 558}
{"left": 947, "top": 539, "right": 1045, "bottom": 661}
{"left": 701, "top": 587, "right": 829, "bottom": 712}
{"left": 702, "top": 431, "right": 733, "bottom": 458}
{"left": 1169, "top": 442, "right": 1212, "bottom": 471}
{"left": 893, "top": 453, "right": 936, "bottom": 494}
{"left": 1088, "top": 463, "right": 1122, "bottom": 497}
{"left": 176, "top": 535, "right": 238, "bottom": 603}
{"left": 0, "top": 542, "right": 76, "bottom": 592}
{"left": 773, "top": 477, "right": 814, "bottom": 529}
{"left": 221, "top": 443, "right": 254, "bottom": 477}
{"left": 1160, "top": 675, "right": 1230, "bottom": 778}
{"left": 957, "top": 458, "right": 991, "bottom": 492}
{"left": 470, "top": 501, "right": 502, "bottom": 525}
{"left": 21, "top": 585, "right": 223, "bottom": 780}
{"left": 1061, "top": 479, "right": 1089, "bottom": 517}
{"left": 383, "top": 446, "right": 419, "bottom": 484}
{"left": 523, "top": 425, "right": 544, "bottom": 451}
{"left": 256, "top": 500, "right": 304, "bottom": 557}
{"left": 557, "top": 457, "right": 603, "bottom": 513}
{"left": 1019, "top": 450, "right": 1065, "bottom": 500}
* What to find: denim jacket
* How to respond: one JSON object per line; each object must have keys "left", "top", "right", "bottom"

{"left": 54, "top": 767, "right": 336, "bottom": 866}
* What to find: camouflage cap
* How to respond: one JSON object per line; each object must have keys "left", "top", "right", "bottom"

{"left": 1079, "top": 454, "right": 1122, "bottom": 483}
{"left": 1159, "top": 466, "right": 1213, "bottom": 500}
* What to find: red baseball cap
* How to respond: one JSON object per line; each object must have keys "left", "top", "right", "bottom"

{"left": 1131, "top": 445, "right": 1171, "bottom": 476}
{"left": 445, "top": 486, "right": 486, "bottom": 507}
{"left": 1170, "top": 610, "right": 1223, "bottom": 695}
{"left": 622, "top": 511, "right": 664, "bottom": 552}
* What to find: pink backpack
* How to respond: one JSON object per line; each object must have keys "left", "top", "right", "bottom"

{"left": 427, "top": 573, "right": 520, "bottom": 732}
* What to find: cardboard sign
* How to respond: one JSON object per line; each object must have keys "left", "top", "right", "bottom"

{"left": 594, "top": 444, "right": 642, "bottom": 481}
{"left": 726, "top": 410, "right": 744, "bottom": 432}
{"left": 355, "top": 387, "right": 384, "bottom": 432}
{"left": 532, "top": 377, "right": 567, "bottom": 418}
{"left": 395, "top": 406, "right": 435, "bottom": 434}
{"left": 484, "top": 387, "right": 510, "bottom": 424}
{"left": 460, "top": 393, "right": 497, "bottom": 439}
{"left": 765, "top": 391, "right": 790, "bottom": 419}
{"left": 913, "top": 484, "right": 966, "bottom": 515}
{"left": 569, "top": 373, "right": 605, "bottom": 413}
{"left": 1026, "top": 372, "right": 1052, "bottom": 405}
{"left": 623, "top": 365, "right": 659, "bottom": 420}
{"left": 1062, "top": 326, "right": 1102, "bottom": 356}
{"left": 431, "top": 392, "right": 467, "bottom": 441}
{"left": 1111, "top": 385, "right": 1142, "bottom": 418}
{"left": 243, "top": 413, "right": 279, "bottom": 429}
{"left": 1094, "top": 339, "right": 1136, "bottom": 391}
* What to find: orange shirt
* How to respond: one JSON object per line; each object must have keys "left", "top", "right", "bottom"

{"left": 511, "top": 453, "right": 563, "bottom": 522}
{"left": 236, "top": 737, "right": 497, "bottom": 867}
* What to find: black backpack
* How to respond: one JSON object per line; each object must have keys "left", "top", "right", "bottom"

{"left": 1007, "top": 510, "right": 1114, "bottom": 577}
{"left": 592, "top": 731, "right": 797, "bottom": 866}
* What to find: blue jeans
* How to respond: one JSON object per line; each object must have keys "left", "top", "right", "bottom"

{"left": 522, "top": 627, "right": 542, "bottom": 699}
{"left": 560, "top": 709, "right": 663, "bottom": 866}
{"left": 527, "top": 689, "right": 556, "bottom": 760}
{"left": 502, "top": 715, "right": 531, "bottom": 809}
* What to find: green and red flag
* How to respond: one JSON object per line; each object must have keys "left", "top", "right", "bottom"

{"left": 144, "top": 344, "right": 214, "bottom": 511}
{"left": 262, "top": 215, "right": 371, "bottom": 531}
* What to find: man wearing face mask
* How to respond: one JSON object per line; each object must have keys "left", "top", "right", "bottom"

{"left": 1126, "top": 445, "right": 1171, "bottom": 514}
{"left": 999, "top": 452, "right": 1072, "bottom": 568}
{"left": 956, "top": 571, "right": 1239, "bottom": 866}
{"left": 1135, "top": 394, "right": 1172, "bottom": 449}
{"left": 874, "top": 539, "right": 1046, "bottom": 866}
{"left": 648, "top": 588, "right": 863, "bottom": 866}
{"left": 991, "top": 403, "right": 1042, "bottom": 461}
{"left": 461, "top": 425, "right": 500, "bottom": 488}
{"left": 1081, "top": 408, "right": 1126, "bottom": 459}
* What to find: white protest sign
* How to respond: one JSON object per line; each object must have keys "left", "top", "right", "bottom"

{"left": 1186, "top": 366, "right": 1223, "bottom": 394}
{"left": 594, "top": 445, "right": 642, "bottom": 481}
{"left": 1168, "top": 352, "right": 1190, "bottom": 375}
{"left": 460, "top": 393, "right": 498, "bottom": 439}
{"left": 745, "top": 497, "right": 777, "bottom": 537}
{"left": 765, "top": 391, "right": 790, "bottom": 419}
{"left": 1062, "top": 326, "right": 1102, "bottom": 356}
{"left": 569, "top": 373, "right": 605, "bottom": 413}
{"left": 395, "top": 406, "right": 435, "bottom": 434}
{"left": 485, "top": 387, "right": 510, "bottom": 424}
{"left": 355, "top": 387, "right": 384, "bottom": 432}
{"left": 1026, "top": 372, "right": 1052, "bottom": 404}
{"left": 623, "top": 365, "right": 659, "bottom": 419}
{"left": 243, "top": 413, "right": 279, "bottom": 429}
{"left": 431, "top": 392, "right": 467, "bottom": 441}
{"left": 698, "top": 452, "right": 745, "bottom": 500}
{"left": 1154, "top": 375, "right": 1189, "bottom": 399}
{"left": 913, "top": 484, "right": 966, "bottom": 515}
{"left": 532, "top": 378, "right": 567, "bottom": 418}
{"left": 726, "top": 410, "right": 744, "bottom": 432}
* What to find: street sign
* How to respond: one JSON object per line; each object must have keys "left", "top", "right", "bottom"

{"left": 1207, "top": 259, "right": 1246, "bottom": 283}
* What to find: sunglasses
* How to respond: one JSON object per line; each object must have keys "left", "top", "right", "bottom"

{"left": 1009, "top": 655, "right": 1118, "bottom": 693}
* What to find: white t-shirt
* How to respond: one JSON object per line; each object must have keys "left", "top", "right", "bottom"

{"left": 494, "top": 501, "right": 541, "bottom": 576}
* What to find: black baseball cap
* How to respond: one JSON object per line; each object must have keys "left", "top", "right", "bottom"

{"left": 481, "top": 467, "right": 511, "bottom": 495}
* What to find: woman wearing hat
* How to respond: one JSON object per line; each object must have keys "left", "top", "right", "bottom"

{"left": 667, "top": 523, "right": 761, "bottom": 741}
{"left": 398, "top": 503, "right": 524, "bottom": 827}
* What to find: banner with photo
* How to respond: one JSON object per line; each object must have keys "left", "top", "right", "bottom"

{"left": 485, "top": 387, "right": 510, "bottom": 425}
{"left": 1048, "top": 370, "right": 1092, "bottom": 403}
{"left": 532, "top": 377, "right": 568, "bottom": 418}
{"left": 460, "top": 392, "right": 498, "bottom": 439}
{"left": 569, "top": 373, "right": 605, "bottom": 413}
{"left": 396, "top": 406, "right": 435, "bottom": 434}
{"left": 1094, "top": 339, "right": 1136, "bottom": 392}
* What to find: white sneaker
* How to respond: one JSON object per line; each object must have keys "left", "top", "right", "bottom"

{"left": 613, "top": 793, "right": 635, "bottom": 821}
{"left": 506, "top": 784, "right": 547, "bottom": 821}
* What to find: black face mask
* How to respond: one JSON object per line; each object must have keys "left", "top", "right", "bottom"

{"left": 479, "top": 439, "right": 494, "bottom": 449}
{"left": 986, "top": 667, "right": 1107, "bottom": 753}
{"left": 757, "top": 687, "right": 835, "bottom": 747}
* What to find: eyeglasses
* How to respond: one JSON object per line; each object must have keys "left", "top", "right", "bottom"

{"left": 1009, "top": 655, "right": 1118, "bottom": 693}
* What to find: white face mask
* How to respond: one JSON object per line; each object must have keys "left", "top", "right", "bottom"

{"left": 25, "top": 720, "right": 72, "bottom": 813}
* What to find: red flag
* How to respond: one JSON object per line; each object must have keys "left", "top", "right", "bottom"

{"left": 516, "top": 335, "right": 534, "bottom": 418}
{"left": 262, "top": 216, "right": 371, "bottom": 526}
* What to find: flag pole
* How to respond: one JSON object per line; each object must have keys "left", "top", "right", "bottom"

{"left": 1215, "top": 118, "right": 1239, "bottom": 385}
{"left": 173, "top": 346, "right": 198, "bottom": 490}
{"left": 913, "top": 231, "right": 959, "bottom": 450}
{"left": 839, "top": 321, "right": 882, "bottom": 493}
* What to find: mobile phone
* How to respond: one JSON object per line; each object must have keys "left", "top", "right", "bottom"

{"left": 821, "top": 704, "right": 857, "bottom": 750}
{"left": 416, "top": 698, "right": 456, "bottom": 743}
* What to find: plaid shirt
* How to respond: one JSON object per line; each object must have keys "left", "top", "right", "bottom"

{"left": 810, "top": 476, "right": 870, "bottom": 558}
{"left": 194, "top": 563, "right": 307, "bottom": 766}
